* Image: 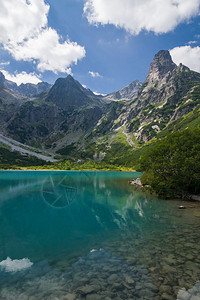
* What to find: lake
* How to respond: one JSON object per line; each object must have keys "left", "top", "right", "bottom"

{"left": 0, "top": 171, "right": 199, "bottom": 300}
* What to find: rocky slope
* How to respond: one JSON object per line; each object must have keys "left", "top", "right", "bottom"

{"left": 104, "top": 80, "right": 142, "bottom": 101}
{"left": 90, "top": 50, "right": 200, "bottom": 151}
{"left": 0, "top": 50, "right": 200, "bottom": 162}
{"left": 46, "top": 75, "right": 103, "bottom": 109}
{"left": 0, "top": 74, "right": 105, "bottom": 152}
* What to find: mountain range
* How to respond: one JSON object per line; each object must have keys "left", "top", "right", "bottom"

{"left": 0, "top": 50, "right": 200, "bottom": 165}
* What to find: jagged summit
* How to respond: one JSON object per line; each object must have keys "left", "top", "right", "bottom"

{"left": 0, "top": 72, "right": 5, "bottom": 88}
{"left": 145, "top": 50, "right": 177, "bottom": 84}
{"left": 0, "top": 71, "right": 51, "bottom": 96}
{"left": 105, "top": 80, "right": 142, "bottom": 101}
{"left": 46, "top": 75, "right": 101, "bottom": 108}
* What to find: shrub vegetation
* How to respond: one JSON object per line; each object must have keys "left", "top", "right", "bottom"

{"left": 140, "top": 128, "right": 200, "bottom": 198}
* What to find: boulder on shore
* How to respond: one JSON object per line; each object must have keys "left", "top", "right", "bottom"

{"left": 129, "top": 178, "right": 142, "bottom": 186}
{"left": 190, "top": 195, "right": 200, "bottom": 202}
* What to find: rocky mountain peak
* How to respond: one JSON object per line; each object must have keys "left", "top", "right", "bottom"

{"left": 177, "top": 63, "right": 190, "bottom": 73}
{"left": 145, "top": 50, "right": 176, "bottom": 84}
{"left": 46, "top": 75, "right": 100, "bottom": 108}
{"left": 51, "top": 75, "right": 86, "bottom": 97}
{"left": 0, "top": 72, "right": 5, "bottom": 88}
{"left": 66, "top": 74, "right": 74, "bottom": 80}
{"left": 104, "top": 80, "right": 142, "bottom": 101}
{"left": 0, "top": 71, "right": 51, "bottom": 96}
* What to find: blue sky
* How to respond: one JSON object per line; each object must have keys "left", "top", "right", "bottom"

{"left": 1, "top": 0, "right": 200, "bottom": 94}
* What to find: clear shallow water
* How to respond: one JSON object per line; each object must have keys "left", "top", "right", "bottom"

{"left": 0, "top": 171, "right": 200, "bottom": 300}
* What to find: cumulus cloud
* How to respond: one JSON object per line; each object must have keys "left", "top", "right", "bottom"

{"left": 170, "top": 45, "right": 200, "bottom": 73}
{"left": 84, "top": 0, "right": 200, "bottom": 35}
{"left": 5, "top": 28, "right": 86, "bottom": 74}
{"left": 0, "top": 0, "right": 86, "bottom": 73}
{"left": 1, "top": 70, "right": 42, "bottom": 85}
{"left": 89, "top": 71, "right": 102, "bottom": 78}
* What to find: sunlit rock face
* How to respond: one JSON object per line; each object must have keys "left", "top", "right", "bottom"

{"left": 0, "top": 72, "right": 5, "bottom": 88}
{"left": 104, "top": 80, "right": 142, "bottom": 101}
{"left": 145, "top": 50, "right": 176, "bottom": 84}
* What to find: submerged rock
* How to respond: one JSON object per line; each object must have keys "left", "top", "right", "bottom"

{"left": 63, "top": 294, "right": 76, "bottom": 300}
{"left": 77, "top": 285, "right": 97, "bottom": 295}
{"left": 179, "top": 206, "right": 186, "bottom": 209}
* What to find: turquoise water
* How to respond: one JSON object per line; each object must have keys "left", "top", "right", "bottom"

{"left": 0, "top": 171, "right": 200, "bottom": 300}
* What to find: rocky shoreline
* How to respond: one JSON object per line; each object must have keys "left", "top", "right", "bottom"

{"left": 129, "top": 178, "right": 200, "bottom": 202}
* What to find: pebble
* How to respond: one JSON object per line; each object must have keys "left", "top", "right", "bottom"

{"left": 190, "top": 296, "right": 200, "bottom": 300}
{"left": 63, "top": 294, "right": 76, "bottom": 300}
{"left": 177, "top": 288, "right": 191, "bottom": 300}
{"left": 160, "top": 285, "right": 172, "bottom": 294}
{"left": 108, "top": 274, "right": 118, "bottom": 283}
{"left": 86, "top": 294, "right": 102, "bottom": 300}
{"left": 161, "top": 293, "right": 174, "bottom": 300}
{"left": 1, "top": 215, "right": 200, "bottom": 300}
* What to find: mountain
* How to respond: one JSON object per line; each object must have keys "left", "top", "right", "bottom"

{"left": 0, "top": 71, "right": 51, "bottom": 97}
{"left": 15, "top": 82, "right": 52, "bottom": 97}
{"left": 0, "top": 72, "right": 5, "bottom": 88}
{"left": 45, "top": 75, "right": 103, "bottom": 108}
{"left": 0, "top": 49, "right": 200, "bottom": 165}
{"left": 104, "top": 80, "right": 142, "bottom": 101}
{"left": 2, "top": 74, "right": 104, "bottom": 148}
{"left": 144, "top": 50, "right": 176, "bottom": 84}
{"left": 0, "top": 73, "right": 30, "bottom": 128}
{"left": 82, "top": 49, "right": 200, "bottom": 166}
{"left": 125, "top": 50, "right": 200, "bottom": 142}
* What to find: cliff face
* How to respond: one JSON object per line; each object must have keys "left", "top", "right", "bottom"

{"left": 1, "top": 50, "right": 200, "bottom": 160}
{"left": 144, "top": 50, "right": 176, "bottom": 84}
{"left": 0, "top": 72, "right": 5, "bottom": 88}
{"left": 126, "top": 50, "right": 200, "bottom": 142}
{"left": 104, "top": 80, "right": 142, "bottom": 101}
{"left": 45, "top": 75, "right": 103, "bottom": 109}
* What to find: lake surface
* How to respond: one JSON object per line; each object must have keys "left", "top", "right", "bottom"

{"left": 0, "top": 171, "right": 200, "bottom": 300}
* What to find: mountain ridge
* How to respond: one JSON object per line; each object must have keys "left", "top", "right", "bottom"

{"left": 104, "top": 80, "right": 142, "bottom": 101}
{"left": 45, "top": 75, "right": 104, "bottom": 109}
{"left": 0, "top": 49, "right": 200, "bottom": 164}
{"left": 0, "top": 71, "right": 52, "bottom": 97}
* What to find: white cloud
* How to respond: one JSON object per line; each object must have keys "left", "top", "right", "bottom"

{"left": 89, "top": 71, "right": 102, "bottom": 78}
{"left": 0, "top": 0, "right": 49, "bottom": 45}
{"left": 1, "top": 70, "right": 42, "bottom": 86}
{"left": 0, "top": 61, "right": 10, "bottom": 67}
{"left": 188, "top": 41, "right": 197, "bottom": 45}
{"left": 84, "top": 0, "right": 200, "bottom": 35}
{"left": 0, "top": 0, "right": 86, "bottom": 73}
{"left": 170, "top": 45, "right": 200, "bottom": 72}
{"left": 5, "top": 28, "right": 86, "bottom": 74}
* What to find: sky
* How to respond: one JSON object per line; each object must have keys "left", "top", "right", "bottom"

{"left": 1, "top": 0, "right": 200, "bottom": 94}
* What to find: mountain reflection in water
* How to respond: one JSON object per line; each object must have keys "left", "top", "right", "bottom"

{"left": 0, "top": 171, "right": 199, "bottom": 300}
